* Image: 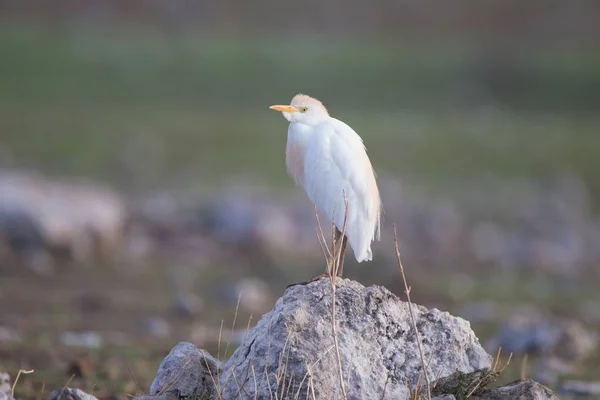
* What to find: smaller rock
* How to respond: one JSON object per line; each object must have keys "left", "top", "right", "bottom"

{"left": 0, "top": 393, "right": 15, "bottom": 400}
{"left": 551, "top": 321, "right": 598, "bottom": 362}
{"left": 150, "top": 342, "right": 221, "bottom": 398}
{"left": 60, "top": 331, "right": 102, "bottom": 348}
{"left": 559, "top": 380, "right": 600, "bottom": 397}
{"left": 431, "top": 370, "right": 492, "bottom": 398}
{"left": 0, "top": 327, "right": 21, "bottom": 343}
{"left": 487, "top": 313, "right": 597, "bottom": 362}
{"left": 433, "top": 396, "right": 456, "bottom": 400}
{"left": 472, "top": 379, "right": 558, "bottom": 400}
{"left": 0, "top": 372, "right": 10, "bottom": 394}
{"left": 486, "top": 312, "right": 560, "bottom": 355}
{"left": 47, "top": 388, "right": 98, "bottom": 400}
{"left": 141, "top": 318, "right": 171, "bottom": 338}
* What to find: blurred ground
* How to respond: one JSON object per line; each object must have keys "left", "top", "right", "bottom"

{"left": 1, "top": 2, "right": 600, "bottom": 399}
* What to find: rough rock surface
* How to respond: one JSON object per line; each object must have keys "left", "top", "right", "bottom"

{"left": 150, "top": 341, "right": 221, "bottom": 398}
{"left": 219, "top": 278, "right": 491, "bottom": 399}
{"left": 47, "top": 388, "right": 98, "bottom": 400}
{"left": 472, "top": 379, "right": 559, "bottom": 400}
{"left": 0, "top": 373, "right": 10, "bottom": 395}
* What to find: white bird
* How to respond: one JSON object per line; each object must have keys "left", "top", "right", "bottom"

{"left": 270, "top": 94, "right": 382, "bottom": 278}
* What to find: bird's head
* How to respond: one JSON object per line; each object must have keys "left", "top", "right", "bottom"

{"left": 269, "top": 94, "right": 330, "bottom": 125}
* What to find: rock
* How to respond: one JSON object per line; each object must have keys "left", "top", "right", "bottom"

{"left": 47, "top": 388, "right": 98, "bottom": 400}
{"left": 486, "top": 312, "right": 561, "bottom": 355}
{"left": 551, "top": 321, "right": 597, "bottom": 362}
{"left": 0, "top": 327, "right": 21, "bottom": 343}
{"left": 433, "top": 396, "right": 456, "bottom": 400}
{"left": 487, "top": 312, "right": 597, "bottom": 363}
{"left": 472, "top": 379, "right": 558, "bottom": 400}
{"left": 559, "top": 380, "right": 600, "bottom": 397}
{"left": 0, "top": 393, "right": 15, "bottom": 400}
{"left": 219, "top": 278, "right": 491, "bottom": 399}
{"left": 431, "top": 369, "right": 496, "bottom": 398}
{"left": 0, "top": 171, "right": 128, "bottom": 265}
{"left": 0, "top": 205, "right": 46, "bottom": 259}
{"left": 0, "top": 372, "right": 10, "bottom": 394}
{"left": 150, "top": 342, "right": 221, "bottom": 398}
{"left": 60, "top": 331, "right": 102, "bottom": 348}
{"left": 141, "top": 317, "right": 171, "bottom": 338}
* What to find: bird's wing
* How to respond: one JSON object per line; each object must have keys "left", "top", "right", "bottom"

{"left": 303, "top": 119, "right": 381, "bottom": 262}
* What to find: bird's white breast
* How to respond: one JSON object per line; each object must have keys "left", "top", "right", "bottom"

{"left": 302, "top": 118, "right": 381, "bottom": 262}
{"left": 286, "top": 122, "right": 315, "bottom": 187}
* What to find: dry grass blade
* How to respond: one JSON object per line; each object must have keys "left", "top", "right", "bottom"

{"left": 294, "top": 346, "right": 335, "bottom": 400}
{"left": 379, "top": 374, "right": 391, "bottom": 400}
{"left": 520, "top": 354, "right": 529, "bottom": 380}
{"left": 313, "top": 194, "right": 349, "bottom": 399}
{"left": 224, "top": 294, "right": 242, "bottom": 360}
{"left": 251, "top": 365, "right": 258, "bottom": 400}
{"left": 465, "top": 349, "right": 513, "bottom": 398}
{"left": 124, "top": 362, "right": 142, "bottom": 396}
{"left": 331, "top": 197, "right": 349, "bottom": 399}
{"left": 11, "top": 369, "right": 34, "bottom": 397}
{"left": 393, "top": 225, "right": 431, "bottom": 400}
{"left": 314, "top": 204, "right": 333, "bottom": 265}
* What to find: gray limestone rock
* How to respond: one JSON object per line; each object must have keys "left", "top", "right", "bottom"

{"left": 150, "top": 341, "right": 221, "bottom": 398}
{"left": 472, "top": 379, "right": 559, "bottom": 400}
{"left": 0, "top": 373, "right": 10, "bottom": 395}
{"left": 47, "top": 388, "right": 98, "bottom": 400}
{"left": 219, "top": 278, "right": 492, "bottom": 399}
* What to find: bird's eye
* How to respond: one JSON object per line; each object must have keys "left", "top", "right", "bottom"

{"left": 300, "top": 107, "right": 308, "bottom": 113}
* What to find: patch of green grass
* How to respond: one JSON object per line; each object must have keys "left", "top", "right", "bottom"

{"left": 1, "top": 23, "right": 600, "bottom": 199}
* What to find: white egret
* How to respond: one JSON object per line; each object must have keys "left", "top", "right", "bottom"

{"left": 270, "top": 94, "right": 382, "bottom": 278}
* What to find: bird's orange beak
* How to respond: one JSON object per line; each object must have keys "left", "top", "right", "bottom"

{"left": 269, "top": 105, "right": 297, "bottom": 113}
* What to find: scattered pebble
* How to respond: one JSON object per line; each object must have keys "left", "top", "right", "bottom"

{"left": 60, "top": 331, "right": 102, "bottom": 348}
{"left": 141, "top": 317, "right": 171, "bottom": 338}
{"left": 486, "top": 312, "right": 561, "bottom": 355}
{"left": 0, "top": 327, "right": 21, "bottom": 343}
{"left": 47, "top": 387, "right": 98, "bottom": 400}
{"left": 559, "top": 380, "right": 600, "bottom": 397}
{"left": 0, "top": 372, "right": 10, "bottom": 395}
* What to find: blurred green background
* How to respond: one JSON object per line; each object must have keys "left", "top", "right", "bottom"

{"left": 1, "top": 1, "right": 600, "bottom": 399}
{"left": 1, "top": 2, "right": 600, "bottom": 196}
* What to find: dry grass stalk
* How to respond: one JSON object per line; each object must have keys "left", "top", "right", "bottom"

{"left": 393, "top": 225, "right": 431, "bottom": 400}
{"left": 313, "top": 195, "right": 350, "bottom": 400}
{"left": 464, "top": 348, "right": 513, "bottom": 397}
{"left": 11, "top": 369, "right": 34, "bottom": 397}
{"left": 520, "top": 353, "right": 529, "bottom": 380}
